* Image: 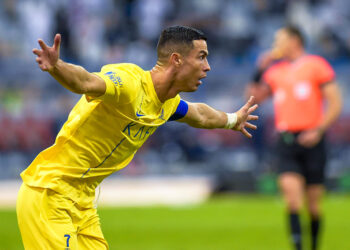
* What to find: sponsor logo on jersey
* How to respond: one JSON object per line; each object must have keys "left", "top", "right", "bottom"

{"left": 123, "top": 122, "right": 156, "bottom": 141}
{"left": 104, "top": 71, "right": 123, "bottom": 86}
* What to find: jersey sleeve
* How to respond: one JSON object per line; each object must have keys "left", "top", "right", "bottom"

{"left": 313, "top": 56, "right": 335, "bottom": 85}
{"left": 168, "top": 98, "right": 188, "bottom": 121}
{"left": 87, "top": 64, "right": 137, "bottom": 104}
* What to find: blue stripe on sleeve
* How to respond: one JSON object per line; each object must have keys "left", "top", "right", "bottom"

{"left": 168, "top": 100, "right": 189, "bottom": 121}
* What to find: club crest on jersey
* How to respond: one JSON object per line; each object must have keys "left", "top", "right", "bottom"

{"left": 104, "top": 71, "right": 123, "bottom": 86}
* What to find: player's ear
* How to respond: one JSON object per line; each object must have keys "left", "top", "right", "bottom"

{"left": 169, "top": 53, "right": 182, "bottom": 67}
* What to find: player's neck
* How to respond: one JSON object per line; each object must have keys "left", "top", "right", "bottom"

{"left": 150, "top": 64, "right": 180, "bottom": 103}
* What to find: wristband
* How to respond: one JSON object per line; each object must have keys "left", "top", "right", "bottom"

{"left": 225, "top": 113, "right": 237, "bottom": 129}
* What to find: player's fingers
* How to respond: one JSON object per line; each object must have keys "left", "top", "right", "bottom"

{"left": 38, "top": 39, "right": 49, "bottom": 51}
{"left": 245, "top": 96, "right": 256, "bottom": 108}
{"left": 247, "top": 95, "right": 255, "bottom": 103}
{"left": 41, "top": 64, "right": 48, "bottom": 71}
{"left": 247, "top": 114, "right": 259, "bottom": 121}
{"left": 53, "top": 34, "right": 61, "bottom": 50}
{"left": 245, "top": 122, "right": 257, "bottom": 130}
{"left": 248, "top": 104, "right": 258, "bottom": 114}
{"left": 241, "top": 128, "right": 252, "bottom": 138}
{"left": 240, "top": 96, "right": 255, "bottom": 112}
{"left": 36, "top": 57, "right": 42, "bottom": 64}
{"left": 32, "top": 48, "right": 42, "bottom": 56}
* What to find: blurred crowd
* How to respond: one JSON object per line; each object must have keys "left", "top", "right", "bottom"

{"left": 2, "top": 0, "right": 350, "bottom": 64}
{"left": 1, "top": 0, "right": 350, "bottom": 187}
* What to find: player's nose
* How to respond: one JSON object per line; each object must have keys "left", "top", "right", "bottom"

{"left": 204, "top": 59, "right": 211, "bottom": 72}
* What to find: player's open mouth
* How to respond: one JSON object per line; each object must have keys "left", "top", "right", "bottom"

{"left": 198, "top": 75, "right": 206, "bottom": 84}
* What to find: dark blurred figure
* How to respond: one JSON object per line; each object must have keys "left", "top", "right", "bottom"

{"left": 53, "top": 7, "right": 77, "bottom": 61}
{"left": 247, "top": 25, "right": 342, "bottom": 250}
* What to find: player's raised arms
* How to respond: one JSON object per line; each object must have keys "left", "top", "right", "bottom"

{"left": 33, "top": 34, "right": 106, "bottom": 97}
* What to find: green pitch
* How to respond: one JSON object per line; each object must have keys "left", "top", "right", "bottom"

{"left": 1, "top": 194, "right": 349, "bottom": 250}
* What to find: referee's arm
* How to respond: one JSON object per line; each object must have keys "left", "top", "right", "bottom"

{"left": 297, "top": 81, "right": 342, "bottom": 148}
{"left": 318, "top": 81, "right": 343, "bottom": 133}
{"left": 245, "top": 80, "right": 272, "bottom": 104}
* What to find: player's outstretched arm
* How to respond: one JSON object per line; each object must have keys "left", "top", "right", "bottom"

{"left": 32, "top": 34, "right": 105, "bottom": 97}
{"left": 178, "top": 96, "right": 259, "bottom": 138}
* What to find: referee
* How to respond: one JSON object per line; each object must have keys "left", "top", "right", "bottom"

{"left": 248, "top": 25, "right": 342, "bottom": 250}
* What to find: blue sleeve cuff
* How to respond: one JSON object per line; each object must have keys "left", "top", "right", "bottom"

{"left": 168, "top": 100, "right": 189, "bottom": 121}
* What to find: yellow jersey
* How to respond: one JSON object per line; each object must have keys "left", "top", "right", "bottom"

{"left": 21, "top": 63, "right": 181, "bottom": 207}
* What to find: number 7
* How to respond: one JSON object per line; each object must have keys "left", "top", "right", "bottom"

{"left": 64, "top": 234, "right": 71, "bottom": 247}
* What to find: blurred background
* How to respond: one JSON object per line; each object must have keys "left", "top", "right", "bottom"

{"left": 1, "top": 0, "right": 350, "bottom": 193}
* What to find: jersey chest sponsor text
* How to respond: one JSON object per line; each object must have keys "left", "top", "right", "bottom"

{"left": 122, "top": 121, "right": 157, "bottom": 141}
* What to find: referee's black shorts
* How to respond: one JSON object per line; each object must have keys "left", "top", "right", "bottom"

{"left": 276, "top": 131, "right": 327, "bottom": 185}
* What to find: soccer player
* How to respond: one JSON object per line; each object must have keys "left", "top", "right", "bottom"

{"left": 17, "top": 26, "right": 259, "bottom": 249}
{"left": 247, "top": 25, "right": 342, "bottom": 250}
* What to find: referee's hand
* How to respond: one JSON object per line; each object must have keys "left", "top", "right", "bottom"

{"left": 297, "top": 129, "right": 322, "bottom": 148}
{"left": 233, "top": 96, "right": 259, "bottom": 138}
{"left": 32, "top": 34, "right": 61, "bottom": 72}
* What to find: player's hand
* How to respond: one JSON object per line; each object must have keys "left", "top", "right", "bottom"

{"left": 297, "top": 129, "right": 322, "bottom": 148}
{"left": 233, "top": 96, "right": 259, "bottom": 138}
{"left": 32, "top": 34, "right": 61, "bottom": 72}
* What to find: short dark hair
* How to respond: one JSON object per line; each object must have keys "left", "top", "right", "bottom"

{"left": 284, "top": 25, "right": 305, "bottom": 47}
{"left": 156, "top": 26, "right": 207, "bottom": 61}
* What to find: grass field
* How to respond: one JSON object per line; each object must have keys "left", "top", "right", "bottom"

{"left": 1, "top": 194, "right": 349, "bottom": 250}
